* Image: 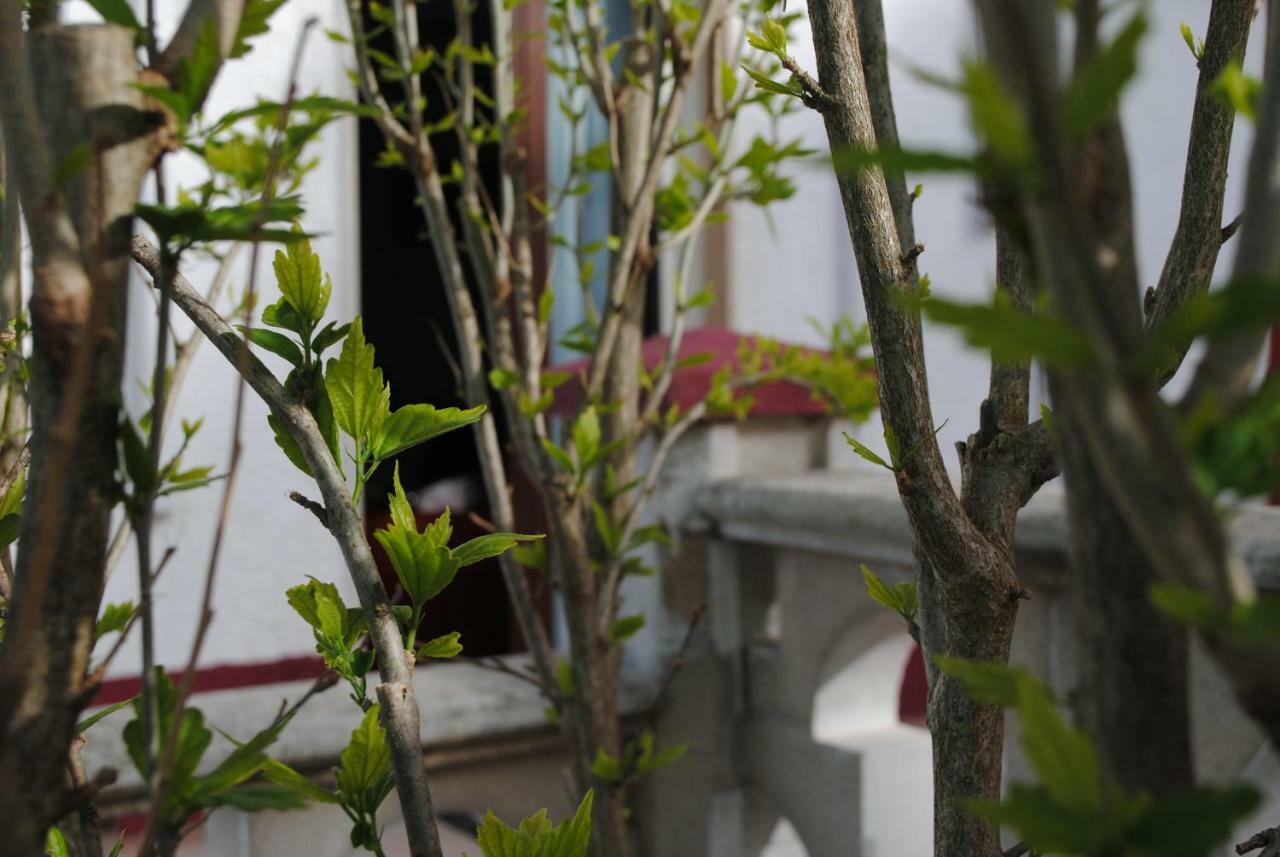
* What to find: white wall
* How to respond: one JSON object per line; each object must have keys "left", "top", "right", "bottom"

{"left": 68, "top": 0, "right": 366, "bottom": 676}
{"left": 726, "top": 0, "right": 1266, "bottom": 471}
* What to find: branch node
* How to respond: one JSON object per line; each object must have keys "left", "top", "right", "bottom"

{"left": 289, "top": 490, "right": 330, "bottom": 528}
{"left": 900, "top": 242, "right": 925, "bottom": 271}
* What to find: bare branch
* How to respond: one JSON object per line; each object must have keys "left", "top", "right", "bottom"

{"left": 155, "top": 0, "right": 246, "bottom": 83}
{"left": 1237, "top": 826, "right": 1280, "bottom": 856}
{"left": 1182, "top": 0, "right": 1280, "bottom": 411}
{"left": 1145, "top": 0, "right": 1256, "bottom": 382}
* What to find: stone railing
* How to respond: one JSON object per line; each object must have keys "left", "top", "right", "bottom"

{"left": 640, "top": 467, "right": 1280, "bottom": 857}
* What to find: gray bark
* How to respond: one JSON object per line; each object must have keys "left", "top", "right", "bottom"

{"left": 0, "top": 24, "right": 156, "bottom": 856}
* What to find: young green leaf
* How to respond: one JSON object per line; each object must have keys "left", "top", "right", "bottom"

{"left": 416, "top": 631, "right": 463, "bottom": 659}
{"left": 95, "top": 601, "right": 134, "bottom": 641}
{"left": 1061, "top": 11, "right": 1147, "bottom": 137}
{"left": 371, "top": 403, "right": 485, "bottom": 460}
{"left": 326, "top": 317, "right": 391, "bottom": 445}
{"left": 452, "top": 531, "right": 543, "bottom": 567}
{"left": 272, "top": 226, "right": 332, "bottom": 328}
{"left": 76, "top": 697, "right": 136, "bottom": 736}
{"left": 237, "top": 326, "right": 304, "bottom": 366}
{"left": 843, "top": 431, "right": 893, "bottom": 471}
{"left": 610, "top": 614, "right": 645, "bottom": 643}
{"left": 334, "top": 705, "right": 392, "bottom": 809}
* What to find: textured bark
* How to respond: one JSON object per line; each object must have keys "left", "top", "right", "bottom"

{"left": 1054, "top": 414, "right": 1194, "bottom": 793}
{"left": 1145, "top": 0, "right": 1255, "bottom": 369}
{"left": 976, "top": 0, "right": 1280, "bottom": 757}
{"left": 804, "top": 4, "right": 1058, "bottom": 855}
{"left": 0, "top": 25, "right": 155, "bottom": 856}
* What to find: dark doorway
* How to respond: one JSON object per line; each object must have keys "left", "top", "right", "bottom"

{"left": 357, "top": 0, "right": 518, "bottom": 658}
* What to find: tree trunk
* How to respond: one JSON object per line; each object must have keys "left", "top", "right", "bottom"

{"left": 0, "top": 24, "right": 154, "bottom": 855}
{"left": 1054, "top": 414, "right": 1194, "bottom": 794}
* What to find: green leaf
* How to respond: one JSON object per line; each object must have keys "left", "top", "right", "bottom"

{"left": 334, "top": 705, "right": 391, "bottom": 805}
{"left": 416, "top": 631, "right": 463, "bottom": 659}
{"left": 1039, "top": 403, "right": 1054, "bottom": 434}
{"left": 325, "top": 317, "right": 390, "bottom": 445}
{"left": 934, "top": 656, "right": 1025, "bottom": 707}
{"left": 960, "top": 61, "right": 1033, "bottom": 172}
{"left": 1210, "top": 63, "right": 1261, "bottom": 120}
{"left": 590, "top": 748, "right": 623, "bottom": 782}
{"left": 920, "top": 293, "right": 1097, "bottom": 366}
{"left": 1150, "top": 583, "right": 1223, "bottom": 631}
{"left": 202, "top": 782, "right": 309, "bottom": 811}
{"left": 610, "top": 614, "right": 645, "bottom": 643}
{"left": 1180, "top": 22, "right": 1204, "bottom": 62}
{"left": 238, "top": 325, "right": 304, "bottom": 365}
{"left": 231, "top": 0, "right": 287, "bottom": 58}
{"left": 571, "top": 406, "right": 601, "bottom": 469}
{"left": 45, "top": 827, "right": 69, "bottom": 857}
{"left": 136, "top": 195, "right": 307, "bottom": 245}
{"left": 272, "top": 225, "right": 331, "bottom": 328}
{"left": 76, "top": 697, "right": 135, "bottom": 736}
{"left": 374, "top": 526, "right": 460, "bottom": 607}
{"left": 286, "top": 577, "right": 349, "bottom": 642}
{"left": 0, "top": 469, "right": 23, "bottom": 519}
{"left": 830, "top": 145, "right": 983, "bottom": 179}
{"left": 843, "top": 431, "right": 892, "bottom": 471}
{"left": 452, "top": 532, "right": 543, "bottom": 567}
{"left": 120, "top": 416, "right": 156, "bottom": 494}
{"left": 861, "top": 564, "right": 915, "bottom": 621}
{"left": 262, "top": 757, "right": 341, "bottom": 804}
{"left": 372, "top": 403, "right": 485, "bottom": 460}
{"left": 387, "top": 462, "right": 417, "bottom": 532}
{"left": 95, "top": 601, "right": 134, "bottom": 641}
{"left": 84, "top": 0, "right": 141, "bottom": 29}
{"left": 1016, "top": 673, "right": 1101, "bottom": 815}
{"left": 0, "top": 514, "right": 19, "bottom": 550}
{"left": 1061, "top": 11, "right": 1147, "bottom": 136}
{"left": 536, "top": 792, "right": 593, "bottom": 857}
{"left": 1125, "top": 785, "right": 1260, "bottom": 857}
{"left": 541, "top": 438, "right": 576, "bottom": 475}
{"left": 311, "top": 320, "right": 351, "bottom": 356}
{"left": 268, "top": 413, "right": 312, "bottom": 476}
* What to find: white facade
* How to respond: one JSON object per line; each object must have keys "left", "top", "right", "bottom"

{"left": 73, "top": 0, "right": 1268, "bottom": 677}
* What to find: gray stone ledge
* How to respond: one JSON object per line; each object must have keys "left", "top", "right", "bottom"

{"left": 693, "top": 468, "right": 1280, "bottom": 591}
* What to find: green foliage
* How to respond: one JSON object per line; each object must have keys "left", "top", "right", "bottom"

{"left": 1061, "top": 11, "right": 1147, "bottom": 137}
{"left": 589, "top": 729, "right": 688, "bottom": 786}
{"left": 334, "top": 705, "right": 397, "bottom": 852}
{"left": 861, "top": 564, "right": 917, "bottom": 624}
{"left": 1211, "top": 63, "right": 1261, "bottom": 120}
{"left": 938, "top": 657, "right": 1260, "bottom": 856}
{"left": 0, "top": 466, "right": 23, "bottom": 550}
{"left": 1183, "top": 371, "right": 1280, "bottom": 501}
{"left": 1150, "top": 583, "right": 1280, "bottom": 649}
{"left": 1140, "top": 275, "right": 1280, "bottom": 379}
{"left": 308, "top": 316, "right": 484, "bottom": 500}
{"left": 135, "top": 195, "right": 307, "bottom": 249}
{"left": 76, "top": 697, "right": 135, "bottom": 736}
{"left": 1180, "top": 22, "right": 1205, "bottom": 63}
{"left": 135, "top": 20, "right": 222, "bottom": 123}
{"left": 118, "top": 410, "right": 220, "bottom": 517}
{"left": 374, "top": 465, "right": 540, "bottom": 649}
{"left": 94, "top": 601, "right": 134, "bottom": 642}
{"left": 286, "top": 578, "right": 374, "bottom": 705}
{"left": 122, "top": 669, "right": 309, "bottom": 834}
{"left": 44, "top": 827, "right": 68, "bottom": 857}
{"left": 917, "top": 291, "right": 1097, "bottom": 367}
{"left": 417, "top": 631, "right": 464, "bottom": 659}
{"left": 473, "top": 790, "right": 593, "bottom": 857}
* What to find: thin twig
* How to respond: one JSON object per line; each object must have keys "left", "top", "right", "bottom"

{"left": 643, "top": 604, "right": 706, "bottom": 721}
{"left": 1238, "top": 827, "right": 1280, "bottom": 857}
